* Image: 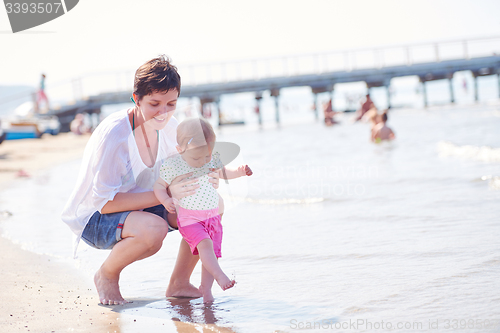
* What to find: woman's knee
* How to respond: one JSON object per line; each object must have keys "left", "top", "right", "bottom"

{"left": 167, "top": 212, "right": 178, "bottom": 229}
{"left": 123, "top": 213, "right": 168, "bottom": 249}
{"left": 144, "top": 215, "right": 169, "bottom": 246}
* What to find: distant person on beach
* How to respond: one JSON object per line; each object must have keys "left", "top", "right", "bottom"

{"left": 322, "top": 99, "right": 338, "bottom": 126}
{"left": 371, "top": 110, "right": 395, "bottom": 143}
{"left": 36, "top": 73, "right": 50, "bottom": 112}
{"left": 354, "top": 94, "right": 375, "bottom": 122}
{"left": 61, "top": 55, "right": 221, "bottom": 305}
{"left": 70, "top": 114, "right": 91, "bottom": 135}
{"left": 154, "top": 117, "right": 252, "bottom": 302}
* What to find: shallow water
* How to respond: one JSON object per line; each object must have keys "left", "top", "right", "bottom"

{"left": 1, "top": 103, "right": 500, "bottom": 332}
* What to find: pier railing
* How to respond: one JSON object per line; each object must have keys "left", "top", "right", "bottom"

{"left": 1, "top": 36, "right": 500, "bottom": 110}
{"left": 180, "top": 36, "right": 500, "bottom": 85}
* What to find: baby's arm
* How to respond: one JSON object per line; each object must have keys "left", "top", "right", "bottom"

{"left": 153, "top": 177, "right": 176, "bottom": 213}
{"left": 218, "top": 165, "right": 253, "bottom": 180}
{"left": 215, "top": 164, "right": 251, "bottom": 216}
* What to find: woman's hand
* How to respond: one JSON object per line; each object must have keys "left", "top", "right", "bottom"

{"left": 208, "top": 168, "right": 220, "bottom": 189}
{"left": 168, "top": 172, "right": 199, "bottom": 200}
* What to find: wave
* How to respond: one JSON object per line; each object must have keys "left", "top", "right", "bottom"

{"left": 480, "top": 175, "right": 500, "bottom": 190}
{"left": 225, "top": 196, "right": 326, "bottom": 205}
{"left": 437, "top": 141, "right": 500, "bottom": 163}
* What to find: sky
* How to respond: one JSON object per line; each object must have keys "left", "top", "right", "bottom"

{"left": 1, "top": 0, "right": 499, "bottom": 88}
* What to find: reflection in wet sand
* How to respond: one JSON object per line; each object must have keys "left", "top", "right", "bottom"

{"left": 168, "top": 297, "right": 236, "bottom": 332}
{"left": 110, "top": 297, "right": 236, "bottom": 332}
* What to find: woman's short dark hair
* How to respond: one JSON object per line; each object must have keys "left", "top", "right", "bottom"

{"left": 133, "top": 55, "right": 181, "bottom": 101}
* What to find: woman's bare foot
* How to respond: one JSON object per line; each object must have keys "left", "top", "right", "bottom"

{"left": 94, "top": 268, "right": 128, "bottom": 305}
{"left": 165, "top": 281, "right": 202, "bottom": 298}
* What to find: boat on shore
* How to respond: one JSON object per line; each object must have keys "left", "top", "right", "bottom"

{"left": 0, "top": 119, "right": 6, "bottom": 144}
{"left": 1, "top": 102, "right": 60, "bottom": 140}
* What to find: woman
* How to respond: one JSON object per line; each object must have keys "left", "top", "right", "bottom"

{"left": 62, "top": 55, "right": 219, "bottom": 305}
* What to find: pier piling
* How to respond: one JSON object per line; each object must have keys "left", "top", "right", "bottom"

{"left": 498, "top": 72, "right": 500, "bottom": 98}
{"left": 311, "top": 86, "right": 331, "bottom": 121}
{"left": 448, "top": 74, "right": 455, "bottom": 103}
{"left": 312, "top": 93, "right": 319, "bottom": 120}
{"left": 474, "top": 75, "right": 479, "bottom": 101}
{"left": 215, "top": 97, "right": 221, "bottom": 127}
{"left": 255, "top": 92, "right": 263, "bottom": 126}
{"left": 270, "top": 88, "right": 280, "bottom": 125}
{"left": 386, "top": 85, "right": 392, "bottom": 109}
{"left": 420, "top": 78, "right": 429, "bottom": 108}
{"left": 199, "top": 97, "right": 215, "bottom": 118}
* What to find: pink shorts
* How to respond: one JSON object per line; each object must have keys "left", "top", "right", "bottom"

{"left": 177, "top": 207, "right": 223, "bottom": 257}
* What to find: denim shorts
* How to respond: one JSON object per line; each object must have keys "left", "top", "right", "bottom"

{"left": 81, "top": 205, "right": 177, "bottom": 250}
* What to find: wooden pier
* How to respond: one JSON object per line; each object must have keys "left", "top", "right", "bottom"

{"left": 3, "top": 36, "right": 500, "bottom": 130}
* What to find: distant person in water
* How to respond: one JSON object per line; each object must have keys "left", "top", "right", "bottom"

{"left": 371, "top": 110, "right": 395, "bottom": 143}
{"left": 354, "top": 94, "right": 375, "bottom": 122}
{"left": 323, "top": 99, "right": 338, "bottom": 126}
{"left": 367, "top": 108, "right": 381, "bottom": 138}
{"left": 36, "top": 73, "right": 50, "bottom": 112}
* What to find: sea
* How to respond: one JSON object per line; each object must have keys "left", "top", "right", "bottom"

{"left": 1, "top": 77, "right": 500, "bottom": 332}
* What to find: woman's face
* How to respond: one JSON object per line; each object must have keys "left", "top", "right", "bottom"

{"left": 136, "top": 89, "right": 178, "bottom": 130}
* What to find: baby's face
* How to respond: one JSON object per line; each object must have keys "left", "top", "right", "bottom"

{"left": 182, "top": 145, "right": 213, "bottom": 168}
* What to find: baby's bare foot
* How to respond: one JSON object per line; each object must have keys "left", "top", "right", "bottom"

{"left": 94, "top": 268, "right": 128, "bottom": 305}
{"left": 222, "top": 279, "right": 236, "bottom": 290}
{"left": 215, "top": 274, "right": 236, "bottom": 291}
{"left": 199, "top": 284, "right": 214, "bottom": 303}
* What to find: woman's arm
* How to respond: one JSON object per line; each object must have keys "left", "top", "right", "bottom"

{"left": 102, "top": 172, "right": 201, "bottom": 214}
{"left": 101, "top": 191, "right": 160, "bottom": 214}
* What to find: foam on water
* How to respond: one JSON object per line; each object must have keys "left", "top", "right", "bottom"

{"left": 228, "top": 196, "right": 326, "bottom": 205}
{"left": 437, "top": 141, "right": 500, "bottom": 163}
{"left": 479, "top": 175, "right": 500, "bottom": 190}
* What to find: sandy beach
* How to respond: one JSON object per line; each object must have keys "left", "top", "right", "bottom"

{"left": 0, "top": 133, "right": 121, "bottom": 332}
{"left": 0, "top": 133, "right": 89, "bottom": 190}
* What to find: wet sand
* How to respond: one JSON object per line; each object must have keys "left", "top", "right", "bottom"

{"left": 0, "top": 133, "right": 240, "bottom": 333}
{"left": 0, "top": 133, "right": 121, "bottom": 332}
{"left": 0, "top": 133, "right": 93, "bottom": 190}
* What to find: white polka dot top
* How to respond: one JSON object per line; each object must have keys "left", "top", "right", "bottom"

{"left": 159, "top": 152, "right": 224, "bottom": 210}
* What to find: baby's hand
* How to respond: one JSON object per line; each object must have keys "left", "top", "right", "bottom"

{"left": 238, "top": 164, "right": 253, "bottom": 176}
{"left": 245, "top": 165, "right": 253, "bottom": 176}
{"left": 162, "top": 198, "right": 177, "bottom": 214}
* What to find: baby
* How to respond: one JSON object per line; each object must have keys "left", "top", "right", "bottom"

{"left": 154, "top": 117, "right": 252, "bottom": 302}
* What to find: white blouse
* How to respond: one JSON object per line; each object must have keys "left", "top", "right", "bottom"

{"left": 61, "top": 109, "right": 179, "bottom": 248}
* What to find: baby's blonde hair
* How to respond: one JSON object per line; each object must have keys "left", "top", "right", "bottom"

{"left": 177, "top": 117, "right": 216, "bottom": 153}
